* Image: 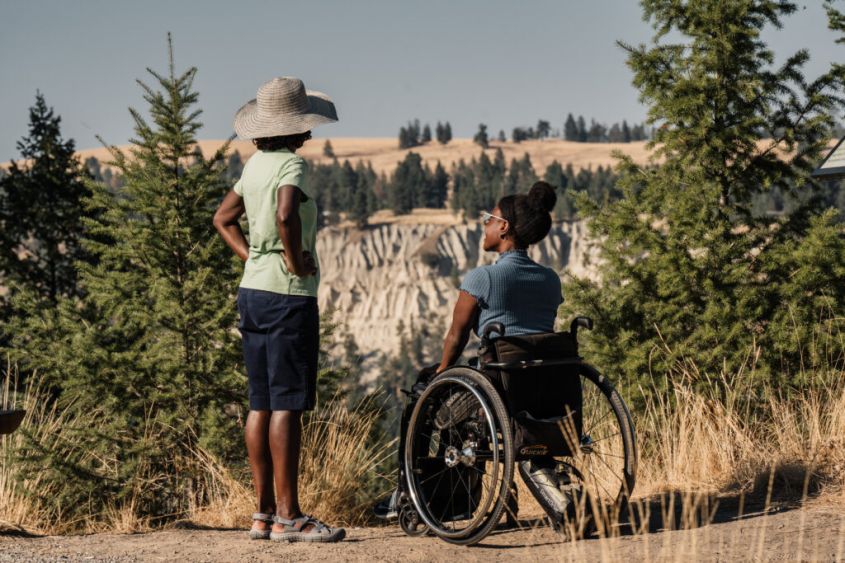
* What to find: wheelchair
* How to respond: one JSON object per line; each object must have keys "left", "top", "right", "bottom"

{"left": 395, "top": 317, "right": 637, "bottom": 546}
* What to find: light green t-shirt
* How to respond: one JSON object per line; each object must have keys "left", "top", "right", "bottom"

{"left": 234, "top": 149, "right": 319, "bottom": 297}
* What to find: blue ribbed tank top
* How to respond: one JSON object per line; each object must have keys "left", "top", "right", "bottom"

{"left": 459, "top": 249, "right": 562, "bottom": 336}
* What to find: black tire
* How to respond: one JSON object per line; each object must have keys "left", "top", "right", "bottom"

{"left": 404, "top": 367, "right": 514, "bottom": 546}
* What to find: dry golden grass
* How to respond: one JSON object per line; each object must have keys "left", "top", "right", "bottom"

{"left": 2, "top": 138, "right": 654, "bottom": 179}
{"left": 1, "top": 362, "right": 392, "bottom": 535}
{"left": 2, "top": 346, "right": 843, "bottom": 544}
{"left": 5, "top": 136, "right": 826, "bottom": 182}
{"left": 183, "top": 394, "right": 395, "bottom": 531}
{"left": 637, "top": 367, "right": 845, "bottom": 502}
{"left": 1, "top": 368, "right": 115, "bottom": 535}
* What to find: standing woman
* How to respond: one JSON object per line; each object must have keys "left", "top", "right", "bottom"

{"left": 213, "top": 77, "right": 345, "bottom": 543}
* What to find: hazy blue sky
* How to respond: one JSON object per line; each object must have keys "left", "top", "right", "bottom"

{"left": 1, "top": 1, "right": 841, "bottom": 160}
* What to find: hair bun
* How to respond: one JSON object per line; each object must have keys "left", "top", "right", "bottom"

{"left": 528, "top": 181, "right": 557, "bottom": 213}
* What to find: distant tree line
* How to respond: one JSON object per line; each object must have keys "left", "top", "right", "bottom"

{"left": 303, "top": 149, "right": 619, "bottom": 224}
{"left": 562, "top": 114, "right": 649, "bottom": 143}
{"left": 512, "top": 115, "right": 651, "bottom": 143}
{"left": 450, "top": 148, "right": 619, "bottom": 221}
{"left": 398, "top": 119, "right": 452, "bottom": 148}
{"left": 82, "top": 145, "right": 844, "bottom": 229}
{"left": 398, "top": 115, "right": 650, "bottom": 145}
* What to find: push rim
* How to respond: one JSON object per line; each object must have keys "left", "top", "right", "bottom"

{"left": 404, "top": 374, "right": 508, "bottom": 539}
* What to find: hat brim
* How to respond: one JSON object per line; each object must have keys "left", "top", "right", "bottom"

{"left": 233, "top": 90, "right": 338, "bottom": 140}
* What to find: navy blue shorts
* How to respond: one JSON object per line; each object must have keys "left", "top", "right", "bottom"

{"left": 237, "top": 288, "right": 319, "bottom": 411}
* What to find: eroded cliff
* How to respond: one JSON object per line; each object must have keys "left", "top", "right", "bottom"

{"left": 315, "top": 218, "right": 597, "bottom": 378}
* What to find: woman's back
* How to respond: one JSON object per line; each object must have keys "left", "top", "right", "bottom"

{"left": 461, "top": 249, "right": 561, "bottom": 336}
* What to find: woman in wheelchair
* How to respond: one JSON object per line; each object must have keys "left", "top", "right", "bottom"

{"left": 375, "top": 181, "right": 573, "bottom": 522}
{"left": 378, "top": 182, "right": 636, "bottom": 545}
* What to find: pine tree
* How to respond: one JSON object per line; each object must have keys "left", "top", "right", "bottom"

{"left": 564, "top": 113, "right": 578, "bottom": 141}
{"left": 391, "top": 152, "right": 426, "bottom": 213}
{"left": 473, "top": 123, "right": 489, "bottom": 149}
{"left": 576, "top": 115, "right": 588, "bottom": 142}
{"left": 631, "top": 123, "right": 646, "bottom": 141}
{"left": 323, "top": 139, "right": 335, "bottom": 158}
{"left": 536, "top": 120, "right": 551, "bottom": 140}
{"left": 411, "top": 119, "right": 421, "bottom": 145}
{"left": 431, "top": 161, "right": 449, "bottom": 208}
{"left": 0, "top": 92, "right": 93, "bottom": 307}
{"left": 608, "top": 122, "right": 624, "bottom": 143}
{"left": 9, "top": 37, "right": 246, "bottom": 517}
{"left": 350, "top": 162, "right": 370, "bottom": 228}
{"left": 443, "top": 122, "right": 453, "bottom": 144}
{"left": 543, "top": 160, "right": 566, "bottom": 190}
{"left": 622, "top": 120, "right": 632, "bottom": 142}
{"left": 563, "top": 1, "right": 845, "bottom": 388}
{"left": 85, "top": 156, "right": 102, "bottom": 182}
{"left": 587, "top": 119, "right": 606, "bottom": 142}
{"left": 498, "top": 129, "right": 506, "bottom": 142}
{"left": 435, "top": 121, "right": 445, "bottom": 144}
{"left": 422, "top": 124, "right": 432, "bottom": 144}
{"left": 225, "top": 151, "right": 244, "bottom": 185}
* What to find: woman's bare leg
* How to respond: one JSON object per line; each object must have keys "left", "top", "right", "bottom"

{"left": 245, "top": 410, "right": 275, "bottom": 530}
{"left": 269, "top": 410, "right": 304, "bottom": 523}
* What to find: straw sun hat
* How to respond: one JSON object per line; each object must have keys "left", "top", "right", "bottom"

{"left": 233, "top": 77, "right": 338, "bottom": 140}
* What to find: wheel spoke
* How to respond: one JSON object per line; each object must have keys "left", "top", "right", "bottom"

{"left": 584, "top": 412, "right": 619, "bottom": 436}
{"left": 587, "top": 454, "right": 614, "bottom": 500}
{"left": 418, "top": 466, "right": 449, "bottom": 485}
{"left": 438, "top": 467, "right": 454, "bottom": 524}
{"left": 590, "top": 450, "right": 624, "bottom": 484}
{"left": 589, "top": 431, "right": 621, "bottom": 444}
{"left": 589, "top": 444, "right": 626, "bottom": 459}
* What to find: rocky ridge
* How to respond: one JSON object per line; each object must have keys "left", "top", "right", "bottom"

{"left": 315, "top": 218, "right": 597, "bottom": 379}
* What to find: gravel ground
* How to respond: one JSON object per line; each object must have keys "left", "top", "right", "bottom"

{"left": 2, "top": 504, "right": 844, "bottom": 562}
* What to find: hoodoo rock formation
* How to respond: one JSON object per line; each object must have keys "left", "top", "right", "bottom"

{"left": 315, "top": 217, "right": 597, "bottom": 379}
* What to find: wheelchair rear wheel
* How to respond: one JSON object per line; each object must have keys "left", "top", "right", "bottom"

{"left": 404, "top": 367, "right": 514, "bottom": 546}
{"left": 552, "top": 363, "right": 637, "bottom": 536}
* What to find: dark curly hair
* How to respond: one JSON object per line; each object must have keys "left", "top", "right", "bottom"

{"left": 253, "top": 131, "right": 312, "bottom": 152}
{"left": 497, "top": 181, "right": 557, "bottom": 248}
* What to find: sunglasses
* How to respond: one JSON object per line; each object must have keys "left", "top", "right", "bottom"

{"left": 481, "top": 211, "right": 507, "bottom": 225}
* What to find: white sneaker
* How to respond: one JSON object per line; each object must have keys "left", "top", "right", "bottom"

{"left": 373, "top": 488, "right": 399, "bottom": 520}
{"left": 518, "top": 460, "right": 571, "bottom": 520}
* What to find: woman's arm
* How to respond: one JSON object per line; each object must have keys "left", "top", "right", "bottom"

{"left": 276, "top": 185, "right": 316, "bottom": 277}
{"left": 436, "top": 291, "right": 480, "bottom": 373}
{"left": 213, "top": 190, "right": 249, "bottom": 262}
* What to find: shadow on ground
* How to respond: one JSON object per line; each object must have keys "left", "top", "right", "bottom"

{"left": 620, "top": 460, "right": 827, "bottom": 536}
{"left": 474, "top": 461, "right": 827, "bottom": 548}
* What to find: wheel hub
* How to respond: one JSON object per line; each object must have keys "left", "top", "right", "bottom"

{"left": 444, "top": 446, "right": 460, "bottom": 467}
{"left": 444, "top": 442, "right": 477, "bottom": 467}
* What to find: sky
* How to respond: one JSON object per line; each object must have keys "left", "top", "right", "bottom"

{"left": 1, "top": 0, "right": 841, "bottom": 160}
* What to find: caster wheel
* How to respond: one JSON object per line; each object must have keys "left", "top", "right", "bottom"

{"left": 398, "top": 507, "right": 428, "bottom": 537}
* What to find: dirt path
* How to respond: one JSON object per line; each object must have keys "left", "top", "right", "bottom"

{"left": 2, "top": 504, "right": 844, "bottom": 563}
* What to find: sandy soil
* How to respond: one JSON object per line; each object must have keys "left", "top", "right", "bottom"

{"left": 2, "top": 502, "right": 843, "bottom": 562}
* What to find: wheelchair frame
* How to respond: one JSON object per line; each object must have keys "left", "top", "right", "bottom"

{"left": 397, "top": 317, "right": 638, "bottom": 546}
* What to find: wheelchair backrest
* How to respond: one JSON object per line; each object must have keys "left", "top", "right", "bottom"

{"left": 480, "top": 331, "right": 583, "bottom": 458}
{"left": 481, "top": 331, "right": 581, "bottom": 417}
